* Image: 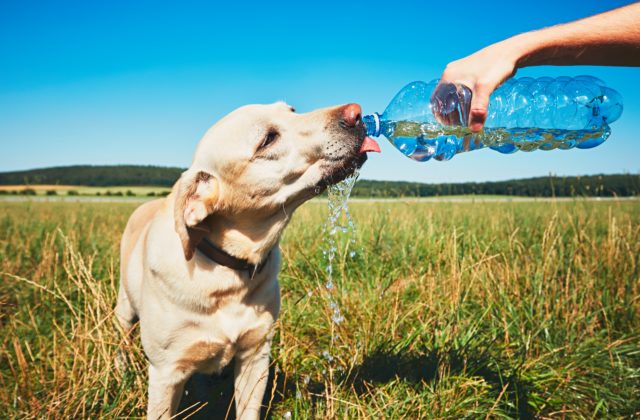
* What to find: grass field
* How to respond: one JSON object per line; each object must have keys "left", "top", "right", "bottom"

{"left": 1, "top": 199, "right": 639, "bottom": 418}
{"left": 0, "top": 185, "right": 170, "bottom": 196}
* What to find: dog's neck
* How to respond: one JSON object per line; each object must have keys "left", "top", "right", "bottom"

{"left": 202, "top": 212, "right": 290, "bottom": 265}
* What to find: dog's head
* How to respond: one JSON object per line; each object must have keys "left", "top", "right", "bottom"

{"left": 174, "top": 102, "right": 379, "bottom": 261}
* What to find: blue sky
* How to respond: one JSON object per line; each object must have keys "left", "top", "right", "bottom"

{"left": 1, "top": 0, "right": 638, "bottom": 183}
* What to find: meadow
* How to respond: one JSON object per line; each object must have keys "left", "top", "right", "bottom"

{"left": 0, "top": 185, "right": 170, "bottom": 197}
{"left": 1, "top": 199, "right": 639, "bottom": 418}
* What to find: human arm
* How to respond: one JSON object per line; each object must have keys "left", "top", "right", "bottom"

{"left": 440, "top": 2, "right": 640, "bottom": 131}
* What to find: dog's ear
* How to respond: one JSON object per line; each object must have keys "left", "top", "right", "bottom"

{"left": 174, "top": 170, "right": 219, "bottom": 260}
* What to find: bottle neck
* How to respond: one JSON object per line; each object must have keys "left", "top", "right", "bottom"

{"left": 362, "top": 113, "right": 381, "bottom": 137}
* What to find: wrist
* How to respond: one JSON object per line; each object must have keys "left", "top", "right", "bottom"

{"left": 502, "top": 31, "right": 542, "bottom": 69}
{"left": 510, "top": 28, "right": 566, "bottom": 68}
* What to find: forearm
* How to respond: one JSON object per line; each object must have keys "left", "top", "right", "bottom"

{"left": 505, "top": 2, "right": 640, "bottom": 68}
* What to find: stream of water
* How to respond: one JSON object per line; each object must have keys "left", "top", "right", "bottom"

{"left": 319, "top": 168, "right": 360, "bottom": 367}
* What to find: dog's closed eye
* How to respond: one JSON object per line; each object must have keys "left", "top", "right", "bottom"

{"left": 258, "top": 128, "right": 280, "bottom": 151}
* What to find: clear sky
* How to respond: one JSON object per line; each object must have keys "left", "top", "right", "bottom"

{"left": 1, "top": 0, "right": 638, "bottom": 183}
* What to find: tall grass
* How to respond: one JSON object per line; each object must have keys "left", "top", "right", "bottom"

{"left": 1, "top": 200, "right": 639, "bottom": 418}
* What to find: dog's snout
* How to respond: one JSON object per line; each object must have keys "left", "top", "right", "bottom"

{"left": 341, "top": 103, "right": 362, "bottom": 127}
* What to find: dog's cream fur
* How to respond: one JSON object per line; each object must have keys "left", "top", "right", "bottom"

{"left": 115, "top": 102, "right": 366, "bottom": 419}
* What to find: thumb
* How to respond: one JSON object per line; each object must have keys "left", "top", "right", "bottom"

{"left": 468, "top": 82, "right": 493, "bottom": 132}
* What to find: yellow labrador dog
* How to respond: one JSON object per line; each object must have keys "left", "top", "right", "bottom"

{"left": 115, "top": 102, "right": 380, "bottom": 419}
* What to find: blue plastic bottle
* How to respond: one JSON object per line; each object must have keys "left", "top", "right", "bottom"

{"left": 362, "top": 76, "right": 623, "bottom": 162}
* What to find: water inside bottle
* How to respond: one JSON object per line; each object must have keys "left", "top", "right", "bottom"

{"left": 386, "top": 120, "right": 611, "bottom": 161}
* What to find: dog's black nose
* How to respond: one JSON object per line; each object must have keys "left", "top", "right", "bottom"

{"left": 341, "top": 103, "right": 362, "bottom": 127}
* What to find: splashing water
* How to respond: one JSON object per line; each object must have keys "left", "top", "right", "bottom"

{"left": 313, "top": 167, "right": 361, "bottom": 378}
{"left": 322, "top": 168, "right": 360, "bottom": 327}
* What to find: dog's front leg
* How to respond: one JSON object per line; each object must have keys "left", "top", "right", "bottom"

{"left": 233, "top": 340, "right": 271, "bottom": 420}
{"left": 147, "top": 364, "right": 187, "bottom": 420}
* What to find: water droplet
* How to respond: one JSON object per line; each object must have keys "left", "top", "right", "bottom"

{"left": 331, "top": 313, "right": 345, "bottom": 324}
{"left": 322, "top": 350, "right": 334, "bottom": 362}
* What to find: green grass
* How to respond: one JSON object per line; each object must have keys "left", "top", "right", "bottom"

{"left": 72, "top": 186, "right": 170, "bottom": 196}
{"left": 0, "top": 185, "right": 170, "bottom": 196}
{"left": 1, "top": 200, "right": 639, "bottom": 418}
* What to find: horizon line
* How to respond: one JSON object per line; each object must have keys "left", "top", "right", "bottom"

{"left": 1, "top": 163, "right": 638, "bottom": 186}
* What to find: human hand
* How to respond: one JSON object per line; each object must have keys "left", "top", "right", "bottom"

{"left": 438, "top": 40, "right": 520, "bottom": 132}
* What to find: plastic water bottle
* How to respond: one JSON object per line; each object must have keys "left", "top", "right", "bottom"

{"left": 362, "top": 76, "right": 623, "bottom": 162}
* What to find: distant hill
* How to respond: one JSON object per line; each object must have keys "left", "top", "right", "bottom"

{"left": 0, "top": 165, "right": 184, "bottom": 187}
{"left": 0, "top": 165, "right": 638, "bottom": 197}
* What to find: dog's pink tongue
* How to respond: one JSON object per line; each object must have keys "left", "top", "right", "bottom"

{"left": 359, "top": 136, "right": 381, "bottom": 153}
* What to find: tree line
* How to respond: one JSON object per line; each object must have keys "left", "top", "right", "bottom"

{"left": 0, "top": 165, "right": 638, "bottom": 197}
{"left": 0, "top": 165, "right": 184, "bottom": 187}
{"left": 351, "top": 174, "right": 640, "bottom": 197}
